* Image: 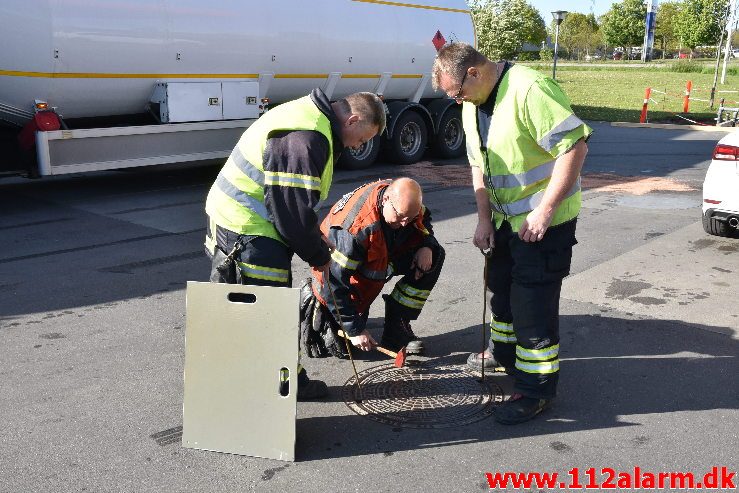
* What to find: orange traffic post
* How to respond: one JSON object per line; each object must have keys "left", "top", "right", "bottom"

{"left": 640, "top": 87, "right": 651, "bottom": 123}
{"left": 683, "top": 80, "right": 692, "bottom": 113}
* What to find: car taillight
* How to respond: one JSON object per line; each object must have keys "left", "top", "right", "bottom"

{"left": 712, "top": 143, "right": 739, "bottom": 160}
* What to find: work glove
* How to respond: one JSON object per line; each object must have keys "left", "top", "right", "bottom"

{"left": 320, "top": 320, "right": 349, "bottom": 360}
{"left": 297, "top": 277, "right": 350, "bottom": 359}
{"left": 210, "top": 243, "right": 243, "bottom": 284}
{"left": 299, "top": 279, "right": 326, "bottom": 358}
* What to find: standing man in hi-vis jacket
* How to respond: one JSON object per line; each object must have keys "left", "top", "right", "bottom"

{"left": 432, "top": 43, "right": 591, "bottom": 424}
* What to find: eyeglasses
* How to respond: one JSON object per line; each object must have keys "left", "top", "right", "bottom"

{"left": 454, "top": 70, "right": 468, "bottom": 102}
{"left": 388, "top": 198, "right": 420, "bottom": 223}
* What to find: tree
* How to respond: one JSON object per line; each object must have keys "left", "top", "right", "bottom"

{"left": 655, "top": 1, "right": 682, "bottom": 57}
{"left": 586, "top": 13, "right": 604, "bottom": 56}
{"left": 675, "top": 0, "right": 730, "bottom": 51}
{"left": 556, "top": 12, "right": 600, "bottom": 59}
{"left": 599, "top": 11, "right": 613, "bottom": 56}
{"left": 601, "top": 0, "right": 647, "bottom": 52}
{"left": 470, "top": 0, "right": 547, "bottom": 59}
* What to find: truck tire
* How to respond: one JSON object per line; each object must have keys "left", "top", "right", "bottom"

{"left": 385, "top": 111, "right": 427, "bottom": 165}
{"left": 338, "top": 134, "right": 381, "bottom": 170}
{"left": 432, "top": 105, "right": 465, "bottom": 158}
{"left": 702, "top": 212, "right": 730, "bottom": 237}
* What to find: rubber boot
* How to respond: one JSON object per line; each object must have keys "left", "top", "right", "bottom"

{"left": 380, "top": 294, "right": 424, "bottom": 355}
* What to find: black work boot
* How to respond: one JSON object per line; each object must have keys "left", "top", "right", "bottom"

{"left": 380, "top": 295, "right": 424, "bottom": 355}
{"left": 296, "top": 369, "right": 328, "bottom": 401}
{"left": 493, "top": 393, "right": 553, "bottom": 425}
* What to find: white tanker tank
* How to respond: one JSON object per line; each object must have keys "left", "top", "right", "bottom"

{"left": 0, "top": 0, "right": 475, "bottom": 174}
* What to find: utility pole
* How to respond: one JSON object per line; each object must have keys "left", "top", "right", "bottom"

{"left": 552, "top": 11, "right": 568, "bottom": 81}
{"left": 721, "top": 0, "right": 737, "bottom": 84}
{"left": 642, "top": 0, "right": 658, "bottom": 62}
{"left": 711, "top": 8, "right": 729, "bottom": 108}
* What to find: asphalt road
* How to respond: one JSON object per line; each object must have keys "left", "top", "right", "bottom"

{"left": 0, "top": 122, "right": 737, "bottom": 492}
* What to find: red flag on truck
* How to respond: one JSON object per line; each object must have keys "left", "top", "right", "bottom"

{"left": 432, "top": 30, "right": 446, "bottom": 51}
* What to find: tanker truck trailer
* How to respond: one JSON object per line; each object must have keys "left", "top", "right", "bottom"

{"left": 0, "top": 0, "right": 475, "bottom": 177}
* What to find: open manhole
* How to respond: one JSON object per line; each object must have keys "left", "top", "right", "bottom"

{"left": 342, "top": 362, "right": 504, "bottom": 429}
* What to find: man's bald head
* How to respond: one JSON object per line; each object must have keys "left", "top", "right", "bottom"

{"left": 382, "top": 178, "right": 423, "bottom": 229}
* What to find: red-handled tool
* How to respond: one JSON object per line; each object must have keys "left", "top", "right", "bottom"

{"left": 337, "top": 329, "right": 407, "bottom": 368}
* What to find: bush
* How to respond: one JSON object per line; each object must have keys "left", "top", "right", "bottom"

{"left": 517, "top": 51, "right": 540, "bottom": 61}
{"left": 539, "top": 48, "right": 554, "bottom": 62}
{"left": 669, "top": 59, "right": 704, "bottom": 73}
{"left": 699, "top": 66, "right": 738, "bottom": 76}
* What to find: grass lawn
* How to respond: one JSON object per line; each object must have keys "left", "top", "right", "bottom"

{"left": 527, "top": 64, "right": 739, "bottom": 124}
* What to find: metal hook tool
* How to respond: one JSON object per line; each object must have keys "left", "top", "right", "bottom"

{"left": 479, "top": 248, "right": 492, "bottom": 382}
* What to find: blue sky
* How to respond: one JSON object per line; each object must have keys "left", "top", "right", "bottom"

{"left": 527, "top": 0, "right": 611, "bottom": 19}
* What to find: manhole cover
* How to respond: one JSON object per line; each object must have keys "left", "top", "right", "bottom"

{"left": 342, "top": 362, "right": 504, "bottom": 429}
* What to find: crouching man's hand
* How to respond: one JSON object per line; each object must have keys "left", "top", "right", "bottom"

{"left": 349, "top": 330, "right": 377, "bottom": 351}
{"left": 411, "top": 247, "right": 433, "bottom": 280}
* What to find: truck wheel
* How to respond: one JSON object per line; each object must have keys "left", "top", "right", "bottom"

{"left": 338, "top": 134, "right": 381, "bottom": 170}
{"left": 702, "top": 212, "right": 730, "bottom": 237}
{"left": 385, "top": 111, "right": 427, "bottom": 165}
{"left": 432, "top": 106, "right": 465, "bottom": 158}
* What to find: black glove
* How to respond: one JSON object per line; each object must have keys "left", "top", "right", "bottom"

{"left": 319, "top": 316, "right": 349, "bottom": 360}
{"left": 298, "top": 277, "right": 350, "bottom": 359}
{"left": 210, "top": 242, "right": 243, "bottom": 284}
{"left": 299, "top": 279, "right": 324, "bottom": 358}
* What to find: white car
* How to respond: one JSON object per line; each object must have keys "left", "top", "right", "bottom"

{"left": 702, "top": 130, "right": 739, "bottom": 237}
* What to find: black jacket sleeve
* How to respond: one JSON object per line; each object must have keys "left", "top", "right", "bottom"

{"left": 263, "top": 130, "right": 331, "bottom": 267}
{"left": 322, "top": 225, "right": 367, "bottom": 336}
{"left": 420, "top": 206, "right": 441, "bottom": 251}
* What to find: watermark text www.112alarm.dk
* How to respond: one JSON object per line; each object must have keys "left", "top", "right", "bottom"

{"left": 485, "top": 466, "right": 736, "bottom": 490}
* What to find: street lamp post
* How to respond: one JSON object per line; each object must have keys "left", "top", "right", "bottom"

{"left": 551, "top": 10, "right": 568, "bottom": 81}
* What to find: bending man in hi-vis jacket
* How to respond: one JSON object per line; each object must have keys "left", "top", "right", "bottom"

{"left": 204, "top": 88, "right": 385, "bottom": 400}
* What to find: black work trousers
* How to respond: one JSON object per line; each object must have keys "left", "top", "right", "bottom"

{"left": 488, "top": 218, "right": 577, "bottom": 399}
{"left": 386, "top": 245, "right": 446, "bottom": 320}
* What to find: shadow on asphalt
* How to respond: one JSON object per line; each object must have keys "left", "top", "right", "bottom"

{"left": 296, "top": 314, "right": 738, "bottom": 461}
